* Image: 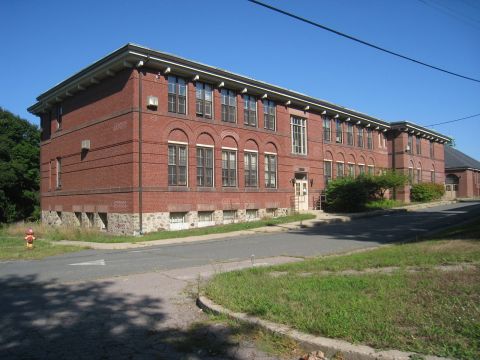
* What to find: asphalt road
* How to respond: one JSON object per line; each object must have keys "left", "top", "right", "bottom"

{"left": 1, "top": 202, "right": 479, "bottom": 283}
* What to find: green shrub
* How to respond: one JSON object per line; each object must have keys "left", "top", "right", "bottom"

{"left": 410, "top": 183, "right": 445, "bottom": 202}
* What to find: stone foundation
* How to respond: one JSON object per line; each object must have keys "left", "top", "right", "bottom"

{"left": 41, "top": 207, "right": 291, "bottom": 235}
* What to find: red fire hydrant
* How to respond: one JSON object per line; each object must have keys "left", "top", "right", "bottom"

{"left": 24, "top": 228, "right": 36, "bottom": 249}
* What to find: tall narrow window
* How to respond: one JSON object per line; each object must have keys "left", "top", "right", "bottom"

{"left": 431, "top": 170, "right": 435, "bottom": 183}
{"left": 430, "top": 141, "right": 434, "bottom": 158}
{"left": 196, "top": 147, "right": 213, "bottom": 187}
{"left": 407, "top": 134, "right": 413, "bottom": 154}
{"left": 358, "top": 164, "right": 365, "bottom": 175}
{"left": 416, "top": 137, "right": 422, "bottom": 155}
{"left": 221, "top": 89, "right": 236, "bottom": 123}
{"left": 336, "top": 162, "right": 344, "bottom": 178}
{"left": 222, "top": 150, "right": 237, "bottom": 187}
{"left": 357, "top": 126, "right": 364, "bottom": 148}
{"left": 263, "top": 99, "right": 276, "bottom": 131}
{"left": 323, "top": 117, "right": 331, "bottom": 142}
{"left": 336, "top": 120, "right": 343, "bottom": 143}
{"left": 168, "top": 144, "right": 187, "bottom": 186}
{"left": 324, "top": 161, "right": 332, "bottom": 184}
{"left": 244, "top": 152, "right": 258, "bottom": 187}
{"left": 417, "top": 168, "right": 421, "bottom": 183}
{"left": 408, "top": 167, "right": 414, "bottom": 184}
{"left": 243, "top": 95, "right": 257, "bottom": 126}
{"left": 168, "top": 76, "right": 187, "bottom": 114}
{"left": 265, "top": 154, "right": 277, "bottom": 188}
{"left": 56, "top": 104, "right": 62, "bottom": 130}
{"left": 348, "top": 163, "right": 355, "bottom": 177}
{"left": 347, "top": 123, "right": 354, "bottom": 146}
{"left": 56, "top": 157, "right": 62, "bottom": 188}
{"left": 366, "top": 128, "right": 373, "bottom": 149}
{"left": 368, "top": 165, "right": 375, "bottom": 175}
{"left": 291, "top": 116, "right": 307, "bottom": 155}
{"left": 195, "top": 82, "right": 212, "bottom": 118}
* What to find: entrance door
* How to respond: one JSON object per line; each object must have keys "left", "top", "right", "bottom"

{"left": 295, "top": 179, "right": 308, "bottom": 211}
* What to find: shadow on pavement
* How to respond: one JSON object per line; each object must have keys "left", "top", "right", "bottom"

{"left": 0, "top": 275, "right": 256, "bottom": 359}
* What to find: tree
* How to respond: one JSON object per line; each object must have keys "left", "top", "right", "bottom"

{"left": 0, "top": 107, "right": 40, "bottom": 223}
{"left": 374, "top": 170, "right": 408, "bottom": 198}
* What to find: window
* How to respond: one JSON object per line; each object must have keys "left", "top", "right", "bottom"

{"left": 358, "top": 164, "right": 365, "bottom": 175}
{"left": 222, "top": 149, "right": 237, "bottom": 187}
{"left": 416, "top": 137, "right": 421, "bottom": 155}
{"left": 416, "top": 168, "right": 421, "bottom": 183}
{"left": 407, "top": 134, "right": 413, "bottom": 154}
{"left": 366, "top": 128, "right": 373, "bottom": 149}
{"left": 75, "top": 212, "right": 82, "bottom": 226}
{"left": 198, "top": 211, "right": 214, "bottom": 227}
{"left": 347, "top": 123, "right": 354, "bottom": 146}
{"left": 168, "top": 76, "right": 187, "bottom": 114}
{"left": 336, "top": 120, "right": 343, "bottom": 143}
{"left": 86, "top": 212, "right": 94, "bottom": 227}
{"left": 56, "top": 157, "right": 62, "bottom": 188}
{"left": 291, "top": 116, "right": 307, "bottom": 154}
{"left": 383, "top": 133, "right": 387, "bottom": 148}
{"left": 266, "top": 208, "right": 278, "bottom": 218}
{"left": 263, "top": 99, "right": 276, "bottom": 130}
{"left": 223, "top": 210, "right": 237, "bottom": 223}
{"left": 168, "top": 144, "right": 187, "bottom": 186}
{"left": 265, "top": 154, "right": 277, "bottom": 188}
{"left": 368, "top": 165, "right": 375, "bottom": 175}
{"left": 170, "top": 212, "right": 188, "bottom": 230}
{"left": 196, "top": 147, "right": 213, "bottom": 187}
{"left": 336, "top": 162, "right": 344, "bottom": 178}
{"left": 408, "top": 167, "right": 414, "bottom": 184}
{"left": 357, "top": 126, "right": 364, "bottom": 147}
{"left": 221, "top": 89, "right": 236, "bottom": 123}
{"left": 195, "top": 82, "right": 212, "bottom": 118}
{"left": 430, "top": 141, "right": 434, "bottom": 158}
{"left": 98, "top": 213, "right": 108, "bottom": 231}
{"left": 56, "top": 104, "right": 62, "bottom": 130}
{"left": 431, "top": 170, "right": 435, "bottom": 183}
{"left": 244, "top": 152, "right": 258, "bottom": 187}
{"left": 246, "top": 209, "right": 259, "bottom": 221}
{"left": 348, "top": 163, "right": 355, "bottom": 177}
{"left": 243, "top": 95, "right": 257, "bottom": 126}
{"left": 324, "top": 161, "right": 332, "bottom": 184}
{"left": 323, "top": 117, "right": 331, "bottom": 142}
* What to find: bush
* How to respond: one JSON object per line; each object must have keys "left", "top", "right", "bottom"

{"left": 410, "top": 183, "right": 445, "bottom": 202}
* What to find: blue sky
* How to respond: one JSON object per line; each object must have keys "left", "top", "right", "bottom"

{"left": 1, "top": 0, "right": 479, "bottom": 158}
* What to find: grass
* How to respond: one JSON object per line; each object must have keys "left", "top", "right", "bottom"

{"left": 365, "top": 199, "right": 405, "bottom": 210}
{"left": 1, "top": 213, "right": 315, "bottom": 243}
{"left": 0, "top": 236, "right": 87, "bottom": 260}
{"left": 205, "top": 217, "right": 480, "bottom": 359}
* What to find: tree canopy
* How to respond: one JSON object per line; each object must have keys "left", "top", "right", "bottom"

{"left": 0, "top": 107, "right": 40, "bottom": 223}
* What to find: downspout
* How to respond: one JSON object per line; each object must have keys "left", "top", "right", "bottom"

{"left": 392, "top": 132, "right": 397, "bottom": 200}
{"left": 136, "top": 60, "right": 145, "bottom": 235}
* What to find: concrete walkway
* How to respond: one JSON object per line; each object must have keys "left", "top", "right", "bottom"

{"left": 57, "top": 200, "right": 456, "bottom": 250}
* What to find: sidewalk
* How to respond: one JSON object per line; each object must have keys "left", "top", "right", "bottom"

{"left": 57, "top": 200, "right": 457, "bottom": 250}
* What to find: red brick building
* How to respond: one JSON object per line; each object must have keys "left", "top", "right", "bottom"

{"left": 28, "top": 44, "right": 451, "bottom": 234}
{"left": 444, "top": 146, "right": 480, "bottom": 199}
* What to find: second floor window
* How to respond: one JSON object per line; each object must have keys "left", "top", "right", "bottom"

{"left": 416, "top": 137, "right": 422, "bottom": 155}
{"left": 323, "top": 117, "right": 331, "bottom": 142}
{"left": 196, "top": 147, "right": 213, "bottom": 187}
{"left": 347, "top": 123, "right": 354, "bottom": 146}
{"left": 291, "top": 116, "right": 307, "bottom": 155}
{"left": 221, "top": 89, "right": 236, "bottom": 123}
{"left": 357, "top": 126, "right": 364, "bottom": 148}
{"left": 408, "top": 134, "right": 413, "bottom": 154}
{"left": 168, "top": 76, "right": 186, "bottom": 114}
{"left": 56, "top": 104, "right": 63, "bottom": 130}
{"left": 244, "top": 152, "right": 258, "bottom": 187}
{"left": 265, "top": 154, "right": 277, "bottom": 188}
{"left": 243, "top": 95, "right": 257, "bottom": 126}
{"left": 56, "top": 157, "right": 62, "bottom": 188}
{"left": 336, "top": 120, "right": 343, "bottom": 143}
{"left": 222, "top": 150, "right": 237, "bottom": 187}
{"left": 195, "top": 82, "right": 212, "bottom": 118}
{"left": 168, "top": 144, "right": 187, "bottom": 186}
{"left": 263, "top": 99, "right": 276, "bottom": 131}
{"left": 430, "top": 141, "right": 435, "bottom": 158}
{"left": 367, "top": 128, "right": 373, "bottom": 149}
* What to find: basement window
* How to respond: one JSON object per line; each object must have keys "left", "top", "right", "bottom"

{"left": 246, "top": 209, "right": 259, "bottom": 222}
{"left": 169, "top": 212, "right": 188, "bottom": 230}
{"left": 198, "top": 211, "right": 214, "bottom": 228}
{"left": 98, "top": 213, "right": 108, "bottom": 231}
{"left": 223, "top": 210, "right": 237, "bottom": 224}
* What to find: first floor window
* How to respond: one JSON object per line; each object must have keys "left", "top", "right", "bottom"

{"left": 408, "top": 168, "right": 414, "bottom": 184}
{"left": 358, "top": 164, "right": 365, "bottom": 175}
{"left": 336, "top": 162, "right": 344, "bottom": 178}
{"left": 168, "top": 76, "right": 187, "bottom": 114}
{"left": 368, "top": 165, "right": 375, "bottom": 175}
{"left": 431, "top": 170, "right": 435, "bottom": 183}
{"left": 324, "top": 161, "right": 332, "bottom": 184}
{"left": 56, "top": 157, "right": 62, "bottom": 188}
{"left": 291, "top": 116, "right": 307, "bottom": 154}
{"left": 348, "top": 163, "right": 355, "bottom": 177}
{"left": 222, "top": 150, "right": 237, "bottom": 187}
{"left": 417, "top": 168, "right": 421, "bottom": 183}
{"left": 195, "top": 82, "right": 213, "bottom": 118}
{"left": 196, "top": 147, "right": 213, "bottom": 187}
{"left": 244, "top": 152, "right": 258, "bottom": 187}
{"left": 265, "top": 154, "right": 277, "bottom": 188}
{"left": 168, "top": 144, "right": 187, "bottom": 186}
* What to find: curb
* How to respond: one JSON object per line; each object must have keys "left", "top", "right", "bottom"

{"left": 196, "top": 296, "right": 451, "bottom": 360}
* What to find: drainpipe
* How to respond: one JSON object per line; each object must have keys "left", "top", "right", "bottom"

{"left": 136, "top": 60, "right": 144, "bottom": 235}
{"left": 392, "top": 132, "right": 397, "bottom": 200}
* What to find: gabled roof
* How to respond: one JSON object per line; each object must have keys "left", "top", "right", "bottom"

{"left": 445, "top": 146, "right": 480, "bottom": 171}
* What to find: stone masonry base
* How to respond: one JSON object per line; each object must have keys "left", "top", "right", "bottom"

{"left": 42, "top": 207, "right": 290, "bottom": 235}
